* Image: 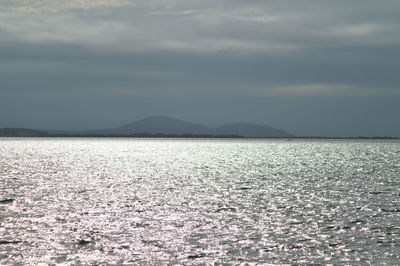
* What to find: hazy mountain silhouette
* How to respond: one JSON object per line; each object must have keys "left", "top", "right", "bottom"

{"left": 85, "top": 116, "right": 212, "bottom": 135}
{"left": 84, "top": 116, "right": 293, "bottom": 137}
{"left": 0, "top": 116, "right": 294, "bottom": 137}
{"left": 2, "top": 119, "right": 399, "bottom": 138}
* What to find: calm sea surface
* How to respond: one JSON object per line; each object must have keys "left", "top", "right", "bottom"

{"left": 1, "top": 138, "right": 400, "bottom": 264}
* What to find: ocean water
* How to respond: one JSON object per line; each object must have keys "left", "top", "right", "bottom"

{"left": 1, "top": 138, "right": 400, "bottom": 265}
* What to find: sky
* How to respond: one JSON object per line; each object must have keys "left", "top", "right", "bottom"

{"left": 1, "top": 0, "right": 399, "bottom": 137}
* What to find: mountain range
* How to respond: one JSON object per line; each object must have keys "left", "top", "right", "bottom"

{"left": 82, "top": 116, "right": 293, "bottom": 137}
{"left": 0, "top": 116, "right": 293, "bottom": 138}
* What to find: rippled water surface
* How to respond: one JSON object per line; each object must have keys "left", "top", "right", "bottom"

{"left": 1, "top": 138, "right": 400, "bottom": 264}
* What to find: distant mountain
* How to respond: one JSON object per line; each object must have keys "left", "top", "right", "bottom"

{"left": 84, "top": 116, "right": 293, "bottom": 137}
{"left": 0, "top": 128, "right": 48, "bottom": 137}
{"left": 2, "top": 120, "right": 399, "bottom": 138}
{"left": 0, "top": 116, "right": 294, "bottom": 138}
{"left": 85, "top": 116, "right": 212, "bottom": 135}
{"left": 215, "top": 122, "right": 293, "bottom": 138}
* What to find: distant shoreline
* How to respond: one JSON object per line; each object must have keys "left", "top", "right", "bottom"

{"left": 0, "top": 127, "right": 398, "bottom": 139}
{"left": 0, "top": 135, "right": 398, "bottom": 140}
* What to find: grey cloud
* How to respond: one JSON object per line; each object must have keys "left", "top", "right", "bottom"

{"left": 0, "top": 0, "right": 400, "bottom": 136}
{"left": 2, "top": 0, "right": 399, "bottom": 51}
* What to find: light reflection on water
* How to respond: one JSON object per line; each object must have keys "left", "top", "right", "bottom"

{"left": 1, "top": 138, "right": 400, "bottom": 264}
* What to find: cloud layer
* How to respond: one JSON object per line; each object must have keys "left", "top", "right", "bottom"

{"left": 1, "top": 0, "right": 400, "bottom": 136}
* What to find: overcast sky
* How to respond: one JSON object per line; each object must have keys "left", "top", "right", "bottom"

{"left": 1, "top": 0, "right": 399, "bottom": 136}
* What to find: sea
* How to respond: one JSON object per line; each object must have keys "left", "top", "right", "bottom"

{"left": 1, "top": 138, "right": 400, "bottom": 265}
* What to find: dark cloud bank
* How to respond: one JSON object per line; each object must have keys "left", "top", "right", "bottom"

{"left": 1, "top": 0, "right": 399, "bottom": 137}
